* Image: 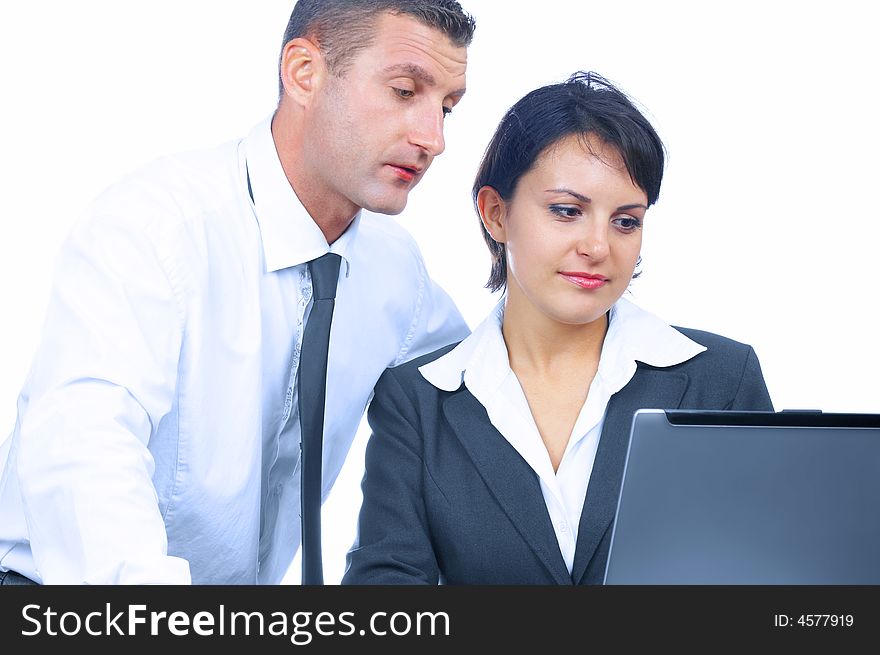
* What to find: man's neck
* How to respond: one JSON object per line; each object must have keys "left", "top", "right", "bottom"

{"left": 270, "top": 109, "right": 358, "bottom": 245}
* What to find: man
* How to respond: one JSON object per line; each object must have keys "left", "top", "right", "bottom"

{"left": 0, "top": 0, "right": 475, "bottom": 585}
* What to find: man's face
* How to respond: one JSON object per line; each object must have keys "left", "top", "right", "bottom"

{"left": 303, "top": 12, "right": 467, "bottom": 218}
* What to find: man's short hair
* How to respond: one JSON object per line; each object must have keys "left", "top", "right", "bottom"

{"left": 278, "top": 0, "right": 476, "bottom": 94}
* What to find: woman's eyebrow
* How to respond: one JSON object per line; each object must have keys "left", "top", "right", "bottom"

{"left": 546, "top": 188, "right": 648, "bottom": 211}
{"left": 546, "top": 188, "right": 591, "bottom": 203}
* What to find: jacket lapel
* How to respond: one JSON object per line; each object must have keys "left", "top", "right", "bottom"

{"left": 571, "top": 367, "right": 689, "bottom": 584}
{"left": 442, "top": 389, "right": 572, "bottom": 585}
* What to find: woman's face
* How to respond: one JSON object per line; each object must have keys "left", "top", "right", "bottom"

{"left": 484, "top": 133, "right": 648, "bottom": 328}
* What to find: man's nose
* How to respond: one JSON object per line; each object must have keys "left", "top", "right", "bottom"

{"left": 409, "top": 107, "right": 446, "bottom": 157}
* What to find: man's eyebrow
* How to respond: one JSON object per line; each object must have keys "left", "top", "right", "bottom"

{"left": 382, "top": 63, "right": 467, "bottom": 97}
{"left": 384, "top": 63, "right": 436, "bottom": 85}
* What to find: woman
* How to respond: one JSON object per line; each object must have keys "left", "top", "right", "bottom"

{"left": 342, "top": 72, "right": 773, "bottom": 585}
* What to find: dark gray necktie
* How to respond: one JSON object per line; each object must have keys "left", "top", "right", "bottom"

{"left": 299, "top": 252, "right": 341, "bottom": 585}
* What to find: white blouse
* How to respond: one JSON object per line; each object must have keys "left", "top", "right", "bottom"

{"left": 419, "top": 297, "right": 705, "bottom": 572}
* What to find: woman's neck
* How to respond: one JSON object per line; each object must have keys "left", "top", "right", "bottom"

{"left": 500, "top": 295, "right": 610, "bottom": 472}
{"left": 502, "top": 299, "right": 608, "bottom": 377}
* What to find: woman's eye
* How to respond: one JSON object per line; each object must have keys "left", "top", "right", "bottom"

{"left": 549, "top": 205, "right": 581, "bottom": 219}
{"left": 613, "top": 216, "right": 643, "bottom": 231}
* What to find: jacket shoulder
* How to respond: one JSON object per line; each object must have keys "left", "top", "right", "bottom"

{"left": 382, "top": 341, "right": 461, "bottom": 383}
{"left": 672, "top": 326, "right": 753, "bottom": 354}
{"left": 664, "top": 326, "right": 763, "bottom": 391}
{"left": 375, "top": 342, "right": 463, "bottom": 407}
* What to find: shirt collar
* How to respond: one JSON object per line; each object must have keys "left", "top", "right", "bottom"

{"left": 419, "top": 299, "right": 508, "bottom": 393}
{"left": 243, "top": 113, "right": 358, "bottom": 273}
{"left": 419, "top": 296, "right": 706, "bottom": 393}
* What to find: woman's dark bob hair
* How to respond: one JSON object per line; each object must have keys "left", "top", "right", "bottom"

{"left": 472, "top": 71, "right": 666, "bottom": 292}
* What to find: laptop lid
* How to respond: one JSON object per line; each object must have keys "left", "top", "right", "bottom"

{"left": 603, "top": 409, "right": 880, "bottom": 584}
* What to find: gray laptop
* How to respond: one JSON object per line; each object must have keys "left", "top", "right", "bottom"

{"left": 603, "top": 408, "right": 880, "bottom": 584}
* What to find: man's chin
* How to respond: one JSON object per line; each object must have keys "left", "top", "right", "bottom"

{"left": 361, "top": 196, "right": 408, "bottom": 216}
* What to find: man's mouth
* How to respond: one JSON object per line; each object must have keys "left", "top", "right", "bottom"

{"left": 387, "top": 163, "right": 423, "bottom": 183}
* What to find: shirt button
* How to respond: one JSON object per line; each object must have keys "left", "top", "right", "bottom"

{"left": 560, "top": 522, "right": 569, "bottom": 533}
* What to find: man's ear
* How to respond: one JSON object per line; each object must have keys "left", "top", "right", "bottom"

{"left": 476, "top": 185, "right": 508, "bottom": 243}
{"left": 279, "top": 37, "right": 326, "bottom": 106}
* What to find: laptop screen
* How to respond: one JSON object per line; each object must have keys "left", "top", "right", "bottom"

{"left": 603, "top": 409, "right": 880, "bottom": 584}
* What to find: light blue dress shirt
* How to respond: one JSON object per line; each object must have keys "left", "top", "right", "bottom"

{"left": 0, "top": 115, "right": 469, "bottom": 584}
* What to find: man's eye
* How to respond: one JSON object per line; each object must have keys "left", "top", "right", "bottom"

{"left": 393, "top": 88, "right": 415, "bottom": 99}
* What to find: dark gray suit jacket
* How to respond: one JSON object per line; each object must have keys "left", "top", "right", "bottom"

{"left": 343, "top": 327, "right": 774, "bottom": 585}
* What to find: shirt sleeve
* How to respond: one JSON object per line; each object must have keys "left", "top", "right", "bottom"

{"left": 392, "top": 252, "right": 470, "bottom": 367}
{"left": 12, "top": 206, "right": 192, "bottom": 584}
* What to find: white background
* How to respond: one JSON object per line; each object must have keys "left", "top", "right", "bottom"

{"left": 1, "top": 1, "right": 878, "bottom": 584}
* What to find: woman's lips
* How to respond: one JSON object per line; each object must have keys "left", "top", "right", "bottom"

{"left": 559, "top": 272, "right": 609, "bottom": 290}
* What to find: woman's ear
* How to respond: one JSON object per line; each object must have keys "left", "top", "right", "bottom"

{"left": 279, "top": 37, "right": 327, "bottom": 106}
{"left": 476, "top": 186, "right": 507, "bottom": 243}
